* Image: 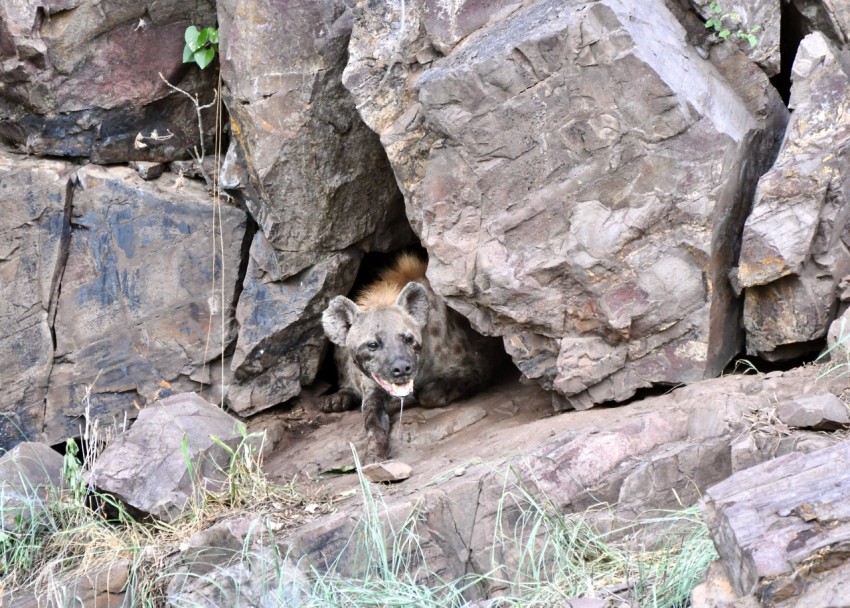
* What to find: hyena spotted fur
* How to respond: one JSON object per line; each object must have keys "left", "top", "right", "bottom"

{"left": 322, "top": 254, "right": 502, "bottom": 460}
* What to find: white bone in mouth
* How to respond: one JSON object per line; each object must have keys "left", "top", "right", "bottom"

{"left": 373, "top": 374, "right": 414, "bottom": 398}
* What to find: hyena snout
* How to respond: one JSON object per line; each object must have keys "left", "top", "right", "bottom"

{"left": 390, "top": 357, "right": 414, "bottom": 379}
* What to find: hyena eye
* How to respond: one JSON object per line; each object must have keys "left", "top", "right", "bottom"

{"left": 402, "top": 334, "right": 415, "bottom": 345}
{"left": 366, "top": 340, "right": 380, "bottom": 351}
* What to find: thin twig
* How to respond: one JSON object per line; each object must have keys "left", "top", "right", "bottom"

{"left": 158, "top": 72, "right": 217, "bottom": 188}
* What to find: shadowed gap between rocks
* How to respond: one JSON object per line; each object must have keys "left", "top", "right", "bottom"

{"left": 574, "top": 342, "right": 827, "bottom": 412}
{"left": 770, "top": 0, "right": 807, "bottom": 105}
{"left": 40, "top": 171, "right": 77, "bottom": 444}
{"left": 230, "top": 208, "right": 259, "bottom": 320}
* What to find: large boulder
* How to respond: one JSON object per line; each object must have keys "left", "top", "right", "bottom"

{"left": 227, "top": 243, "right": 361, "bottom": 415}
{"left": 217, "top": 0, "right": 411, "bottom": 279}
{"left": 90, "top": 393, "right": 249, "bottom": 521}
{"left": 215, "top": 0, "right": 417, "bottom": 415}
{"left": 738, "top": 33, "right": 850, "bottom": 360}
{"left": 46, "top": 165, "right": 247, "bottom": 446}
{"left": 344, "top": 0, "right": 788, "bottom": 408}
{"left": 0, "top": 0, "right": 218, "bottom": 162}
{"left": 0, "top": 152, "right": 73, "bottom": 448}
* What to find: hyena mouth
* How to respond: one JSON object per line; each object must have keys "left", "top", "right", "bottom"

{"left": 372, "top": 375, "right": 414, "bottom": 398}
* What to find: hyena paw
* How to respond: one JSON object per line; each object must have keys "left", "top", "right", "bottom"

{"left": 415, "top": 382, "right": 455, "bottom": 408}
{"left": 321, "top": 390, "right": 358, "bottom": 413}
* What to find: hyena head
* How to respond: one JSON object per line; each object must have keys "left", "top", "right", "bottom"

{"left": 323, "top": 282, "right": 430, "bottom": 398}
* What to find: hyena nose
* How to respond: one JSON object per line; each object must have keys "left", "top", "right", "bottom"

{"left": 391, "top": 360, "right": 413, "bottom": 378}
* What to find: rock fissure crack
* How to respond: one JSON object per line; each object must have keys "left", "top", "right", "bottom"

{"left": 462, "top": 476, "right": 486, "bottom": 577}
{"left": 42, "top": 173, "right": 76, "bottom": 437}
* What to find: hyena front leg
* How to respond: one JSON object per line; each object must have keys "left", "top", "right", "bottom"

{"left": 361, "top": 389, "right": 391, "bottom": 461}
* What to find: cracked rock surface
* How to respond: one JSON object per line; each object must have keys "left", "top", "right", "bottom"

{"left": 344, "top": 0, "right": 788, "bottom": 408}
{"left": 738, "top": 32, "right": 850, "bottom": 360}
{"left": 0, "top": 156, "right": 248, "bottom": 449}
{"left": 259, "top": 367, "right": 846, "bottom": 587}
{"left": 0, "top": 0, "right": 218, "bottom": 162}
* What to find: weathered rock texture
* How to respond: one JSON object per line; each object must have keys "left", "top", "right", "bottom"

{"left": 164, "top": 517, "right": 307, "bottom": 607}
{"left": 738, "top": 33, "right": 850, "bottom": 360}
{"left": 702, "top": 440, "right": 850, "bottom": 602}
{"left": 0, "top": 152, "right": 72, "bottom": 448}
{"left": 693, "top": 557, "right": 850, "bottom": 608}
{"left": 228, "top": 244, "right": 361, "bottom": 415}
{"left": 217, "top": 0, "right": 411, "bottom": 278}
{"left": 264, "top": 367, "right": 842, "bottom": 590}
{"left": 0, "top": 0, "right": 218, "bottom": 162}
{"left": 44, "top": 166, "right": 247, "bottom": 446}
{"left": 90, "top": 393, "right": 249, "bottom": 521}
{"left": 774, "top": 393, "right": 850, "bottom": 430}
{"left": 3, "top": 560, "right": 132, "bottom": 608}
{"left": 0, "top": 0, "right": 844, "bottom": 485}
{"left": 0, "top": 442, "right": 64, "bottom": 531}
{"left": 791, "top": 0, "right": 850, "bottom": 45}
{"left": 691, "top": 0, "right": 782, "bottom": 76}
{"left": 344, "top": 0, "right": 788, "bottom": 408}
{"left": 214, "top": 0, "right": 418, "bottom": 416}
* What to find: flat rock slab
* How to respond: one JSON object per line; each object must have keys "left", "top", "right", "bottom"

{"left": 262, "top": 367, "right": 846, "bottom": 586}
{"left": 47, "top": 164, "right": 247, "bottom": 445}
{"left": 362, "top": 461, "right": 413, "bottom": 483}
{"left": 90, "top": 393, "right": 248, "bottom": 522}
{"left": 775, "top": 393, "right": 850, "bottom": 431}
{"left": 0, "top": 153, "right": 73, "bottom": 449}
{"left": 702, "top": 439, "right": 850, "bottom": 600}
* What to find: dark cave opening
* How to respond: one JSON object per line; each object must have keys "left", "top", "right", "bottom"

{"left": 314, "top": 245, "right": 515, "bottom": 396}
{"left": 726, "top": 335, "right": 828, "bottom": 373}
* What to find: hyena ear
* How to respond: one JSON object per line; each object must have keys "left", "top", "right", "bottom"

{"left": 396, "top": 282, "right": 429, "bottom": 329}
{"left": 323, "top": 296, "right": 360, "bottom": 346}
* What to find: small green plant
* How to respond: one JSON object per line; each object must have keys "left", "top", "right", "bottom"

{"left": 705, "top": 1, "right": 761, "bottom": 47}
{"left": 183, "top": 26, "right": 219, "bottom": 69}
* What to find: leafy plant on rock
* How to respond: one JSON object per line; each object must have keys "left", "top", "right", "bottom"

{"left": 705, "top": 1, "right": 761, "bottom": 47}
{"left": 183, "top": 25, "right": 219, "bottom": 69}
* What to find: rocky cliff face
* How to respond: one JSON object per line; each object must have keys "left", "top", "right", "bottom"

{"left": 0, "top": 0, "right": 218, "bottom": 161}
{"left": 1, "top": 0, "right": 849, "bottom": 447}
{"left": 215, "top": 0, "right": 417, "bottom": 414}
{"left": 738, "top": 32, "right": 850, "bottom": 360}
{"left": 343, "top": 0, "right": 789, "bottom": 407}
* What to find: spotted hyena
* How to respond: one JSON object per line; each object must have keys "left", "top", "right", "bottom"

{"left": 322, "top": 253, "right": 500, "bottom": 460}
